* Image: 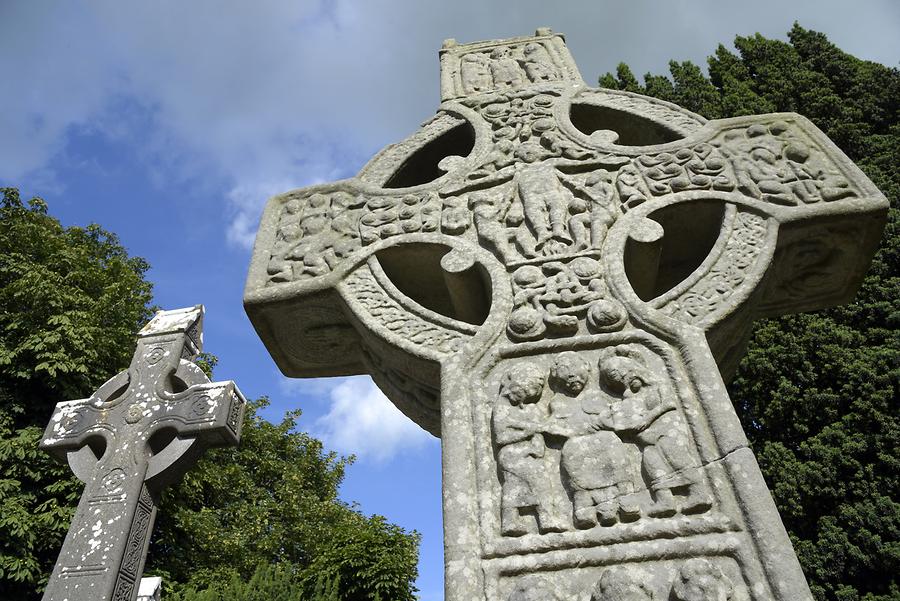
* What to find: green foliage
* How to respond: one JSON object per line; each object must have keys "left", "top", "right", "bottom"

{"left": 0, "top": 188, "right": 155, "bottom": 419}
{"left": 168, "top": 563, "right": 338, "bottom": 601}
{"left": 600, "top": 24, "right": 899, "bottom": 601}
{"left": 148, "top": 399, "right": 420, "bottom": 601}
{"left": 0, "top": 189, "right": 419, "bottom": 600}
{"left": 0, "top": 189, "right": 154, "bottom": 597}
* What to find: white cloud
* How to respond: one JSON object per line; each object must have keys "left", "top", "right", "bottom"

{"left": 314, "top": 376, "right": 436, "bottom": 463}
{"left": 3, "top": 0, "right": 899, "bottom": 248}
{"left": 226, "top": 179, "right": 297, "bottom": 248}
{"left": 276, "top": 372, "right": 344, "bottom": 399}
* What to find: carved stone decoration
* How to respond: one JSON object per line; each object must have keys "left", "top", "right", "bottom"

{"left": 40, "top": 307, "right": 246, "bottom": 601}
{"left": 244, "top": 29, "right": 888, "bottom": 601}
{"left": 590, "top": 566, "right": 656, "bottom": 600}
{"left": 671, "top": 558, "right": 735, "bottom": 601}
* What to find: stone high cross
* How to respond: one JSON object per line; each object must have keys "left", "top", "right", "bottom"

{"left": 244, "top": 30, "right": 887, "bottom": 600}
{"left": 40, "top": 306, "right": 246, "bottom": 601}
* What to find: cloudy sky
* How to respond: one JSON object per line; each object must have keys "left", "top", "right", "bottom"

{"left": 2, "top": 1, "right": 897, "bottom": 598}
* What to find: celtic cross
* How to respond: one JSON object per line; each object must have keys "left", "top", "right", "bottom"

{"left": 40, "top": 306, "right": 246, "bottom": 601}
{"left": 244, "top": 30, "right": 887, "bottom": 600}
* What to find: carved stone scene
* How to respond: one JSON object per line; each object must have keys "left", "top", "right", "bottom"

{"left": 491, "top": 345, "right": 713, "bottom": 538}
{"left": 503, "top": 557, "right": 741, "bottom": 600}
{"left": 244, "top": 29, "right": 888, "bottom": 601}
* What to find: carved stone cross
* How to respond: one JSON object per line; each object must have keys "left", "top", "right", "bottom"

{"left": 244, "top": 30, "right": 887, "bottom": 600}
{"left": 40, "top": 306, "right": 246, "bottom": 601}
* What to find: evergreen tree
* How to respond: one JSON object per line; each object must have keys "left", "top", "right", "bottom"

{"left": 600, "top": 24, "right": 899, "bottom": 601}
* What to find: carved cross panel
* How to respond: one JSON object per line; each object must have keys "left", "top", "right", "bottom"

{"left": 40, "top": 306, "right": 246, "bottom": 601}
{"left": 244, "top": 30, "right": 887, "bottom": 601}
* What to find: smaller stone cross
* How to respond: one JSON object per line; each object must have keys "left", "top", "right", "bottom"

{"left": 40, "top": 306, "right": 246, "bottom": 601}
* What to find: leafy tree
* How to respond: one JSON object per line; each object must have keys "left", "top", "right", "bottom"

{"left": 148, "top": 398, "right": 420, "bottom": 601}
{"left": 0, "top": 189, "right": 419, "bottom": 600}
{"left": 169, "top": 562, "right": 339, "bottom": 601}
{"left": 600, "top": 24, "right": 899, "bottom": 601}
{"left": 0, "top": 188, "right": 154, "bottom": 596}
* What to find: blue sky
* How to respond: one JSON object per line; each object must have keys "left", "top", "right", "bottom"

{"left": 2, "top": 2, "right": 897, "bottom": 599}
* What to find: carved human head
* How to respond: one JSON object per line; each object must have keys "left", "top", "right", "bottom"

{"left": 300, "top": 213, "right": 327, "bottom": 235}
{"left": 585, "top": 169, "right": 613, "bottom": 187}
{"left": 491, "top": 46, "right": 511, "bottom": 59}
{"left": 501, "top": 362, "right": 545, "bottom": 406}
{"left": 598, "top": 346, "right": 652, "bottom": 396}
{"left": 549, "top": 351, "right": 590, "bottom": 396}
{"left": 590, "top": 566, "right": 654, "bottom": 601}
{"left": 515, "top": 142, "right": 544, "bottom": 163}
{"left": 523, "top": 42, "right": 541, "bottom": 56}
{"left": 670, "top": 558, "right": 733, "bottom": 601}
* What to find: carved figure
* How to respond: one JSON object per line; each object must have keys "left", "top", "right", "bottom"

{"left": 670, "top": 558, "right": 734, "bottom": 601}
{"left": 726, "top": 129, "right": 798, "bottom": 206}
{"left": 590, "top": 566, "right": 655, "bottom": 601}
{"left": 493, "top": 362, "right": 567, "bottom": 535}
{"left": 615, "top": 166, "right": 648, "bottom": 211}
{"left": 471, "top": 138, "right": 517, "bottom": 179}
{"left": 514, "top": 156, "right": 573, "bottom": 253}
{"left": 598, "top": 346, "right": 712, "bottom": 517}
{"left": 540, "top": 128, "right": 594, "bottom": 160}
{"left": 267, "top": 197, "right": 306, "bottom": 281}
{"left": 565, "top": 169, "right": 616, "bottom": 250}
{"left": 285, "top": 205, "right": 332, "bottom": 276}
{"left": 461, "top": 52, "right": 492, "bottom": 93}
{"left": 489, "top": 46, "right": 525, "bottom": 89}
{"left": 546, "top": 350, "right": 591, "bottom": 431}
{"left": 470, "top": 190, "right": 518, "bottom": 263}
{"left": 548, "top": 351, "right": 590, "bottom": 399}
{"left": 550, "top": 352, "right": 638, "bottom": 528}
{"left": 329, "top": 192, "right": 366, "bottom": 257}
{"left": 522, "top": 42, "right": 558, "bottom": 82}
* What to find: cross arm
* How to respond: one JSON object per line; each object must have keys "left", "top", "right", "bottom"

{"left": 39, "top": 370, "right": 128, "bottom": 461}
{"left": 600, "top": 113, "right": 887, "bottom": 376}
{"left": 150, "top": 381, "right": 246, "bottom": 447}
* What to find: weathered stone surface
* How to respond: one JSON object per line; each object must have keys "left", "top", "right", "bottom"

{"left": 244, "top": 30, "right": 887, "bottom": 601}
{"left": 40, "top": 306, "right": 246, "bottom": 601}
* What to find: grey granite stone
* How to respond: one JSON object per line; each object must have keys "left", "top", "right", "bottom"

{"left": 243, "top": 30, "right": 888, "bottom": 601}
{"left": 40, "top": 306, "right": 246, "bottom": 601}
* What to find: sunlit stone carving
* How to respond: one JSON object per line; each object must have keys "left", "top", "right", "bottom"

{"left": 244, "top": 29, "right": 887, "bottom": 601}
